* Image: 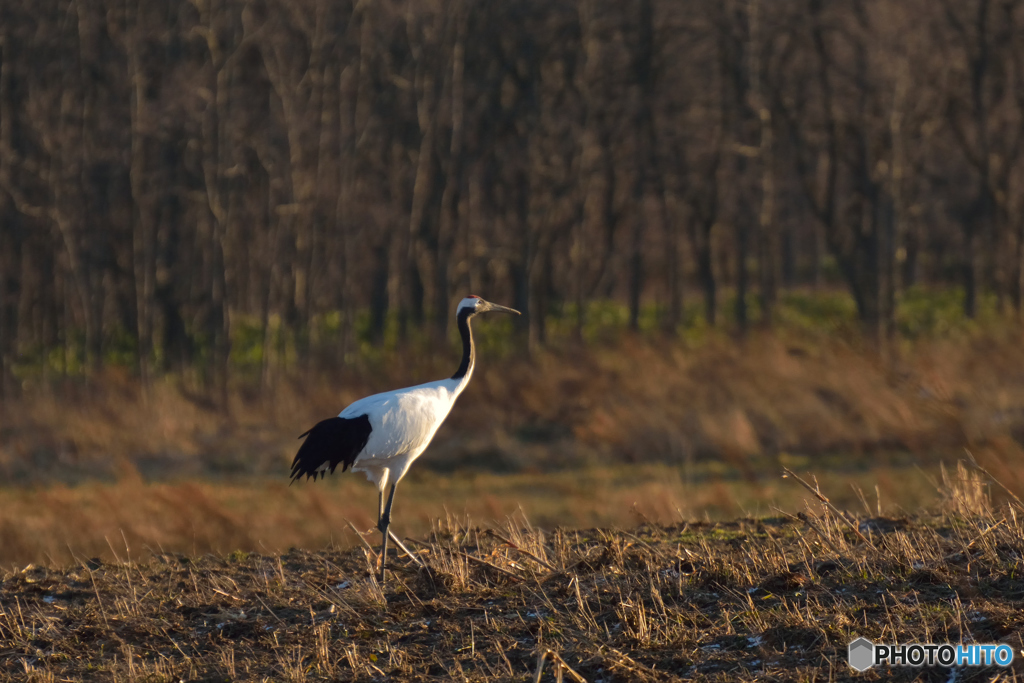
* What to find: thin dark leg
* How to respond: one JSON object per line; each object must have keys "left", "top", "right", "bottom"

{"left": 378, "top": 529, "right": 389, "bottom": 583}
{"left": 378, "top": 490, "right": 384, "bottom": 525}
{"left": 377, "top": 484, "right": 397, "bottom": 582}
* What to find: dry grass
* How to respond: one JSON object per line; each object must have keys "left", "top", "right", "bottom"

{"left": 6, "top": 330, "right": 1024, "bottom": 487}
{"left": 3, "top": 461, "right": 1024, "bottom": 681}
{"left": 0, "top": 461, "right": 951, "bottom": 570}
{"left": 7, "top": 328, "right": 1024, "bottom": 573}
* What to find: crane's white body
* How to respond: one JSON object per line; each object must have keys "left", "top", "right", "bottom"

{"left": 339, "top": 373, "right": 471, "bottom": 492}
{"left": 292, "top": 295, "right": 518, "bottom": 582}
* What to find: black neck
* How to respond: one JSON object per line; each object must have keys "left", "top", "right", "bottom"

{"left": 451, "top": 308, "right": 475, "bottom": 380}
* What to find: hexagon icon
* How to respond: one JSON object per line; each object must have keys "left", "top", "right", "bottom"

{"left": 848, "top": 637, "right": 875, "bottom": 672}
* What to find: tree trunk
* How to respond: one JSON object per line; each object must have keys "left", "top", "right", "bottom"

{"left": 691, "top": 221, "right": 717, "bottom": 327}
{"left": 734, "top": 215, "right": 749, "bottom": 335}
{"left": 435, "top": 0, "right": 467, "bottom": 341}
{"left": 750, "top": 0, "right": 776, "bottom": 326}
{"left": 127, "top": 0, "right": 154, "bottom": 392}
{"left": 0, "top": 212, "right": 19, "bottom": 401}
{"left": 405, "top": 9, "right": 444, "bottom": 340}
{"left": 964, "top": 227, "right": 978, "bottom": 319}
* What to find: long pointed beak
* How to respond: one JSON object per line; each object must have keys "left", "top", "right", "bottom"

{"left": 485, "top": 303, "right": 520, "bottom": 315}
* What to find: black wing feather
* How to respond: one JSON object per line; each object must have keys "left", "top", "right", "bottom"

{"left": 290, "top": 415, "right": 372, "bottom": 483}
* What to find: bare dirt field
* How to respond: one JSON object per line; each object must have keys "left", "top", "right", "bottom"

{"left": 4, "top": 464, "right": 1024, "bottom": 682}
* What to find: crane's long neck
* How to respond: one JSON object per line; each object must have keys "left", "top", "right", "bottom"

{"left": 450, "top": 308, "right": 475, "bottom": 385}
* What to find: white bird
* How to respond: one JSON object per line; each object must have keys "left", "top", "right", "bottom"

{"left": 290, "top": 295, "right": 520, "bottom": 581}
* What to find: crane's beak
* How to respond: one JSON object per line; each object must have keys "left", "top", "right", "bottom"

{"left": 483, "top": 301, "right": 520, "bottom": 315}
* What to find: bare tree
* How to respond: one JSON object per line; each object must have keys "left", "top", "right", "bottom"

{"left": 1, "top": 0, "right": 1023, "bottom": 391}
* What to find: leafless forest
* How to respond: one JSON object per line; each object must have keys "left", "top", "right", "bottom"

{"left": 1, "top": 0, "right": 1023, "bottom": 400}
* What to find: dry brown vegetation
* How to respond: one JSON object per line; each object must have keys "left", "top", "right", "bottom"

{"left": 6, "top": 328, "right": 1024, "bottom": 568}
{"left": 0, "top": 461, "right": 952, "bottom": 571}
{"left": 8, "top": 328, "right": 1024, "bottom": 485}
{"left": 4, "top": 462, "right": 1024, "bottom": 681}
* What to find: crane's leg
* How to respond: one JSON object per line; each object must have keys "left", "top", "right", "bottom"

{"left": 378, "top": 490, "right": 384, "bottom": 526}
{"left": 377, "top": 483, "right": 398, "bottom": 582}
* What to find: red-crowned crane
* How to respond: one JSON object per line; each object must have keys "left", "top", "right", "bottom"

{"left": 290, "top": 296, "right": 520, "bottom": 581}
